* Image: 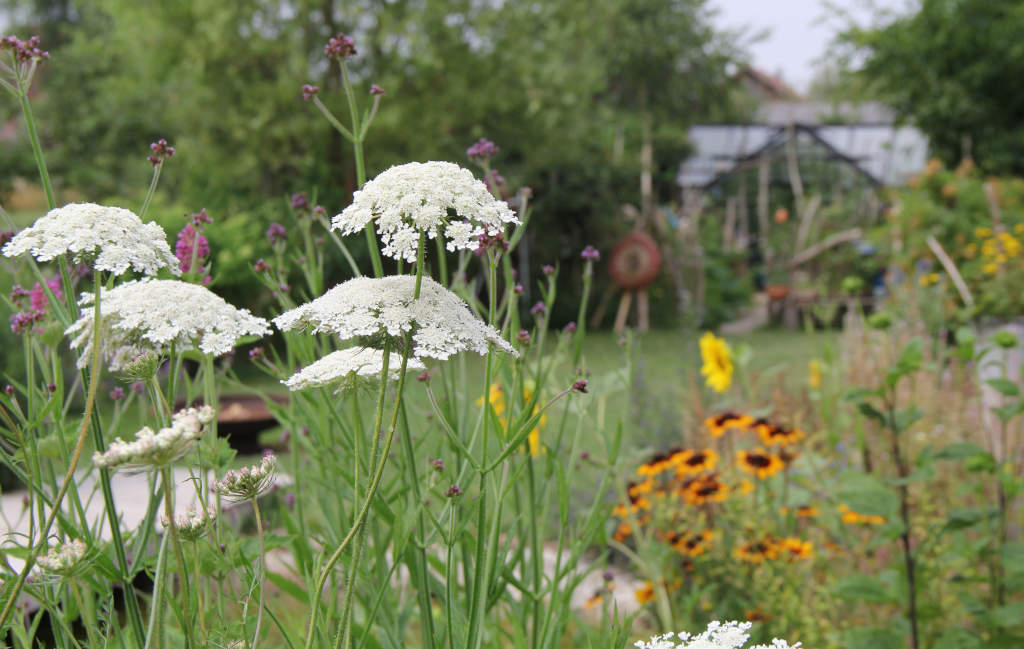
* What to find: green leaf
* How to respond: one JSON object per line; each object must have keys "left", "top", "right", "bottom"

{"left": 836, "top": 472, "right": 899, "bottom": 518}
{"left": 892, "top": 406, "right": 923, "bottom": 433}
{"left": 945, "top": 507, "right": 996, "bottom": 531}
{"left": 934, "top": 628, "right": 982, "bottom": 649}
{"left": 986, "top": 378, "right": 1020, "bottom": 397}
{"left": 935, "top": 442, "right": 990, "bottom": 460}
{"left": 831, "top": 574, "right": 898, "bottom": 603}
{"left": 992, "top": 601, "right": 1024, "bottom": 628}
{"left": 856, "top": 402, "right": 886, "bottom": 425}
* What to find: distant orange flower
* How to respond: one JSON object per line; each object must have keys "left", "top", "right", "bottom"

{"left": 745, "top": 608, "right": 771, "bottom": 622}
{"left": 734, "top": 538, "right": 779, "bottom": 563}
{"left": 705, "top": 412, "right": 754, "bottom": 437}
{"left": 779, "top": 537, "right": 813, "bottom": 560}
{"left": 584, "top": 591, "right": 603, "bottom": 610}
{"left": 736, "top": 448, "right": 784, "bottom": 479}
{"left": 683, "top": 473, "right": 729, "bottom": 505}
{"left": 613, "top": 521, "right": 632, "bottom": 542}
{"left": 839, "top": 503, "right": 885, "bottom": 525}
{"left": 676, "top": 448, "right": 718, "bottom": 475}
{"left": 635, "top": 581, "right": 655, "bottom": 604}
{"left": 756, "top": 424, "right": 805, "bottom": 447}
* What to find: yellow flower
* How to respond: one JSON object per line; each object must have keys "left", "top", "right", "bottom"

{"left": 779, "top": 537, "right": 814, "bottom": 560}
{"left": 918, "top": 273, "right": 940, "bottom": 287}
{"left": 975, "top": 226, "right": 993, "bottom": 238}
{"left": 983, "top": 262, "right": 999, "bottom": 275}
{"left": 699, "top": 332, "right": 733, "bottom": 393}
{"left": 838, "top": 503, "right": 885, "bottom": 525}
{"left": 635, "top": 582, "right": 655, "bottom": 604}
{"left": 704, "top": 412, "right": 754, "bottom": 437}
{"left": 477, "top": 383, "right": 506, "bottom": 417}
{"left": 736, "top": 448, "right": 784, "bottom": 479}
{"left": 808, "top": 359, "right": 822, "bottom": 389}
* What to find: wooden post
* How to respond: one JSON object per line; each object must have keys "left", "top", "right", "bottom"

{"left": 613, "top": 291, "right": 633, "bottom": 334}
{"left": 637, "top": 289, "right": 650, "bottom": 332}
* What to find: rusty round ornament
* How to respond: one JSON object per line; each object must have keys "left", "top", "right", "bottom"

{"left": 609, "top": 231, "right": 662, "bottom": 291}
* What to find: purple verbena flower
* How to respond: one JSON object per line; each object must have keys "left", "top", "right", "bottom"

{"left": 253, "top": 258, "right": 270, "bottom": 273}
{"left": 563, "top": 321, "right": 577, "bottom": 334}
{"left": 466, "top": 138, "right": 499, "bottom": 162}
{"left": 530, "top": 301, "right": 546, "bottom": 316}
{"left": 290, "top": 192, "right": 310, "bottom": 212}
{"left": 369, "top": 84, "right": 385, "bottom": 96}
{"left": 542, "top": 264, "right": 555, "bottom": 276}
{"left": 175, "top": 223, "right": 210, "bottom": 274}
{"left": 572, "top": 379, "right": 588, "bottom": 394}
{"left": 580, "top": 245, "right": 600, "bottom": 261}
{"left": 324, "top": 33, "right": 357, "bottom": 59}
{"left": 266, "top": 222, "right": 288, "bottom": 245}
{"left": 147, "top": 138, "right": 175, "bottom": 167}
{"left": 29, "top": 278, "right": 62, "bottom": 313}
{"left": 1, "top": 35, "right": 48, "bottom": 63}
{"left": 301, "top": 84, "right": 320, "bottom": 101}
{"left": 109, "top": 386, "right": 125, "bottom": 401}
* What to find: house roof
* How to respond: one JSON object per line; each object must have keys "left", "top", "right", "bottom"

{"left": 678, "top": 123, "right": 929, "bottom": 188}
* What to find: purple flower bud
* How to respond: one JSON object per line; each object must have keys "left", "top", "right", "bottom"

{"left": 580, "top": 451, "right": 590, "bottom": 461}
{"left": 253, "top": 258, "right": 270, "bottom": 273}
{"left": 284, "top": 492, "right": 296, "bottom": 508}
{"left": 572, "top": 379, "right": 588, "bottom": 394}
{"left": 369, "top": 84, "right": 385, "bottom": 96}
{"left": 0, "top": 229, "right": 15, "bottom": 247}
{"left": 530, "top": 301, "right": 546, "bottom": 316}
{"left": 514, "top": 284, "right": 523, "bottom": 295}
{"left": 445, "top": 485, "right": 463, "bottom": 498}
{"left": 191, "top": 208, "right": 212, "bottom": 225}
{"left": 290, "top": 192, "right": 310, "bottom": 212}
{"left": 324, "top": 33, "right": 357, "bottom": 59}
{"left": 602, "top": 571, "right": 614, "bottom": 581}
{"left": 109, "top": 386, "right": 125, "bottom": 401}
{"left": 430, "top": 457, "right": 445, "bottom": 472}
{"left": 580, "top": 245, "right": 600, "bottom": 261}
{"left": 542, "top": 264, "right": 555, "bottom": 276}
{"left": 147, "top": 138, "right": 175, "bottom": 167}
{"left": 278, "top": 283, "right": 290, "bottom": 293}
{"left": 175, "top": 223, "right": 210, "bottom": 274}
{"left": 4, "top": 385, "right": 14, "bottom": 396}
{"left": 466, "top": 138, "right": 499, "bottom": 162}
{"left": 563, "top": 321, "right": 577, "bottom": 333}
{"left": 0, "top": 35, "right": 49, "bottom": 63}
{"left": 517, "top": 329, "right": 531, "bottom": 345}
{"left": 416, "top": 371, "right": 431, "bottom": 383}
{"left": 313, "top": 205, "right": 326, "bottom": 218}
{"left": 301, "top": 84, "right": 320, "bottom": 101}
{"left": 248, "top": 347, "right": 264, "bottom": 361}
{"left": 130, "top": 381, "right": 145, "bottom": 394}
{"left": 266, "top": 222, "right": 288, "bottom": 244}
{"left": 47, "top": 382, "right": 56, "bottom": 393}
{"left": 280, "top": 429, "right": 291, "bottom": 444}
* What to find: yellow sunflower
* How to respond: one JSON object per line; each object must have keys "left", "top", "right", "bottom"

{"left": 779, "top": 537, "right": 813, "bottom": 560}
{"left": 756, "top": 424, "right": 805, "bottom": 447}
{"left": 635, "top": 581, "right": 655, "bottom": 604}
{"left": 683, "top": 473, "right": 730, "bottom": 505}
{"left": 676, "top": 448, "right": 719, "bottom": 475}
{"left": 838, "top": 503, "right": 885, "bottom": 525}
{"left": 699, "top": 332, "right": 733, "bottom": 393}
{"left": 734, "top": 538, "right": 779, "bottom": 564}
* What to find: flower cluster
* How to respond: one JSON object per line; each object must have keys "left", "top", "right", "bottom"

{"left": 324, "top": 32, "right": 356, "bottom": 59}
{"left": 1, "top": 35, "right": 49, "bottom": 63}
{"left": 466, "top": 138, "right": 499, "bottom": 162}
{"left": 331, "top": 161, "right": 519, "bottom": 263}
{"left": 36, "top": 539, "right": 87, "bottom": 576}
{"left": 2, "top": 203, "right": 179, "bottom": 276}
{"left": 8, "top": 278, "right": 62, "bottom": 334}
{"left": 838, "top": 503, "right": 885, "bottom": 525}
{"left": 214, "top": 453, "right": 277, "bottom": 502}
{"left": 93, "top": 406, "right": 215, "bottom": 471}
{"left": 704, "top": 413, "right": 806, "bottom": 449}
{"left": 162, "top": 506, "right": 216, "bottom": 541}
{"left": 147, "top": 138, "right": 175, "bottom": 167}
{"left": 634, "top": 621, "right": 800, "bottom": 649}
{"left": 66, "top": 279, "right": 271, "bottom": 369}
{"left": 282, "top": 347, "right": 425, "bottom": 392}
{"left": 175, "top": 219, "right": 211, "bottom": 278}
{"left": 273, "top": 275, "right": 516, "bottom": 360}
{"left": 734, "top": 536, "right": 813, "bottom": 563}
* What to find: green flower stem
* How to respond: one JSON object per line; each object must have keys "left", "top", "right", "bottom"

{"left": 143, "top": 531, "right": 171, "bottom": 649}
{"left": 444, "top": 504, "right": 458, "bottom": 649}
{"left": 526, "top": 455, "right": 542, "bottom": 649}
{"left": 0, "top": 269, "right": 103, "bottom": 632}
{"left": 340, "top": 61, "right": 383, "bottom": 279}
{"left": 305, "top": 235, "right": 426, "bottom": 649}
{"left": 194, "top": 544, "right": 207, "bottom": 643}
{"left": 573, "top": 259, "right": 594, "bottom": 365}
{"left": 251, "top": 497, "right": 268, "bottom": 649}
{"left": 465, "top": 255, "right": 499, "bottom": 649}
{"left": 160, "top": 467, "right": 194, "bottom": 649}
{"left": 139, "top": 163, "right": 162, "bottom": 220}
{"left": 16, "top": 70, "right": 54, "bottom": 209}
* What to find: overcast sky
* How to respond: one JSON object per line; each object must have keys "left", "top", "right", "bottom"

{"left": 710, "top": 0, "right": 915, "bottom": 93}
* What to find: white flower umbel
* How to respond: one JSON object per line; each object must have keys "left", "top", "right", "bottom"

{"left": 634, "top": 621, "right": 800, "bottom": 649}
{"left": 283, "top": 347, "right": 425, "bottom": 392}
{"left": 214, "top": 453, "right": 277, "bottom": 502}
{"left": 2, "top": 202, "right": 179, "bottom": 276}
{"left": 331, "top": 161, "right": 519, "bottom": 263}
{"left": 162, "top": 506, "right": 216, "bottom": 542}
{"left": 36, "top": 539, "right": 88, "bottom": 576}
{"left": 66, "top": 279, "right": 271, "bottom": 369}
{"left": 93, "top": 406, "right": 215, "bottom": 472}
{"left": 273, "top": 275, "right": 516, "bottom": 360}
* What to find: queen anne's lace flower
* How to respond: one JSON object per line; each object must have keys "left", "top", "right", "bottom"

{"left": 283, "top": 347, "right": 425, "bottom": 392}
{"left": 162, "top": 506, "right": 216, "bottom": 542}
{"left": 273, "top": 275, "right": 516, "bottom": 360}
{"left": 2, "top": 203, "right": 179, "bottom": 276}
{"left": 93, "top": 406, "right": 215, "bottom": 472}
{"left": 66, "top": 279, "right": 271, "bottom": 369}
{"left": 634, "top": 621, "right": 800, "bottom": 649}
{"left": 214, "top": 453, "right": 277, "bottom": 502}
{"left": 36, "top": 539, "right": 88, "bottom": 576}
{"left": 331, "top": 161, "right": 519, "bottom": 263}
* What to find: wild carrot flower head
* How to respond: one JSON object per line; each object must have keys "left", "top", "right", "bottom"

{"left": 282, "top": 347, "right": 425, "bottom": 392}
{"left": 273, "top": 275, "right": 516, "bottom": 360}
{"left": 66, "top": 279, "right": 270, "bottom": 370}
{"left": 162, "top": 506, "right": 216, "bottom": 542}
{"left": 331, "top": 161, "right": 519, "bottom": 263}
{"left": 36, "top": 539, "right": 87, "bottom": 577}
{"left": 2, "top": 203, "right": 179, "bottom": 276}
{"left": 634, "top": 621, "right": 801, "bottom": 649}
{"left": 93, "top": 406, "right": 215, "bottom": 472}
{"left": 214, "top": 453, "right": 278, "bottom": 501}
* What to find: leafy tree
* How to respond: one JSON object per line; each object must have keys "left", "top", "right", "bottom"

{"left": 838, "top": 0, "right": 1024, "bottom": 174}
